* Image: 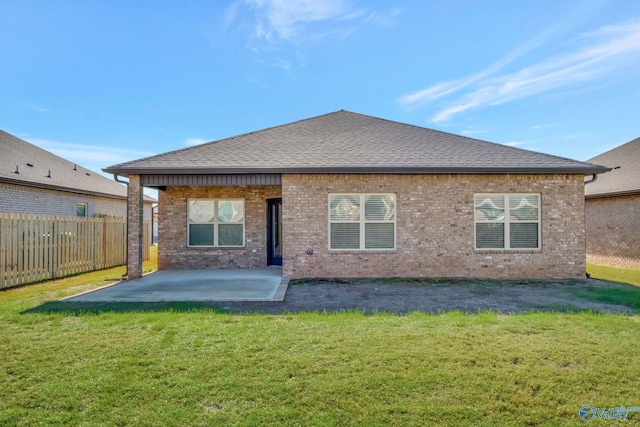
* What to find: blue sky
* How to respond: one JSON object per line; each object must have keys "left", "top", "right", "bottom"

{"left": 2, "top": 0, "right": 640, "bottom": 178}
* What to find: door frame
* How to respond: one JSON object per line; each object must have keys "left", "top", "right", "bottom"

{"left": 267, "top": 198, "right": 282, "bottom": 266}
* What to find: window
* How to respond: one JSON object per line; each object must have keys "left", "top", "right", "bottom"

{"left": 474, "top": 194, "right": 540, "bottom": 250}
{"left": 76, "top": 203, "right": 87, "bottom": 217}
{"left": 329, "top": 194, "right": 395, "bottom": 250}
{"left": 188, "top": 199, "right": 244, "bottom": 247}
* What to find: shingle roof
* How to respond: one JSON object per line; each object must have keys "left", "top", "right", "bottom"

{"left": 585, "top": 136, "right": 640, "bottom": 198}
{"left": 104, "top": 110, "right": 609, "bottom": 175}
{"left": 0, "top": 130, "right": 154, "bottom": 201}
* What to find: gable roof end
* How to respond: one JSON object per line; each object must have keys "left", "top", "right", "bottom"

{"left": 104, "top": 110, "right": 610, "bottom": 176}
{"left": 585, "top": 136, "right": 640, "bottom": 198}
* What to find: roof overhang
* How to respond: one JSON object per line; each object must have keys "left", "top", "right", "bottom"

{"left": 586, "top": 189, "right": 640, "bottom": 199}
{"left": 104, "top": 165, "right": 612, "bottom": 176}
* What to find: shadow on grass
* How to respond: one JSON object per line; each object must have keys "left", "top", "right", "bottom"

{"left": 20, "top": 278, "right": 640, "bottom": 316}
{"left": 562, "top": 286, "right": 640, "bottom": 311}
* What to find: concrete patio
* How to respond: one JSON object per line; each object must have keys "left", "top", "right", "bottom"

{"left": 64, "top": 267, "right": 288, "bottom": 302}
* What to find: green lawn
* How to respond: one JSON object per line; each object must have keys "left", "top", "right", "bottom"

{"left": 1, "top": 257, "right": 639, "bottom": 426}
{"left": 587, "top": 263, "right": 640, "bottom": 287}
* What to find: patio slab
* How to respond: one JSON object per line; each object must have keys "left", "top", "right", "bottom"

{"left": 64, "top": 268, "right": 288, "bottom": 302}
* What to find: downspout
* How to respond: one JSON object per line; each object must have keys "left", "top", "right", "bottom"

{"left": 113, "top": 174, "right": 129, "bottom": 278}
{"left": 583, "top": 174, "right": 598, "bottom": 279}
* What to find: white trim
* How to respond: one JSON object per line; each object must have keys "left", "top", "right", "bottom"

{"left": 187, "top": 198, "right": 245, "bottom": 247}
{"left": 328, "top": 193, "right": 396, "bottom": 251}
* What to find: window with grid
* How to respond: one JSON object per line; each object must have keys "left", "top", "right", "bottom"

{"left": 329, "top": 194, "right": 396, "bottom": 250}
{"left": 188, "top": 199, "right": 244, "bottom": 247}
{"left": 474, "top": 194, "right": 540, "bottom": 250}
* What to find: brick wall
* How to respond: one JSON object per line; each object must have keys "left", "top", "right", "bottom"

{"left": 0, "top": 182, "right": 126, "bottom": 216}
{"left": 282, "top": 174, "right": 587, "bottom": 279}
{"left": 585, "top": 194, "right": 640, "bottom": 269}
{"left": 126, "top": 175, "right": 144, "bottom": 279}
{"left": 158, "top": 185, "right": 281, "bottom": 270}
{"left": 0, "top": 182, "right": 154, "bottom": 223}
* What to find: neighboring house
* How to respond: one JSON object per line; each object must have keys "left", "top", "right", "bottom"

{"left": 104, "top": 110, "right": 609, "bottom": 280}
{"left": 585, "top": 137, "right": 640, "bottom": 269}
{"left": 0, "top": 130, "right": 155, "bottom": 221}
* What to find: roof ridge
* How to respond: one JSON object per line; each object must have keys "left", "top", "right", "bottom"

{"left": 102, "top": 110, "right": 609, "bottom": 176}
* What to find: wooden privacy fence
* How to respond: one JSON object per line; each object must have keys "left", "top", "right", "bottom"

{"left": 0, "top": 213, "right": 150, "bottom": 289}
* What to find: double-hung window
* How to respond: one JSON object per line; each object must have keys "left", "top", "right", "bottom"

{"left": 188, "top": 199, "right": 244, "bottom": 247}
{"left": 329, "top": 194, "right": 396, "bottom": 250}
{"left": 474, "top": 194, "right": 540, "bottom": 250}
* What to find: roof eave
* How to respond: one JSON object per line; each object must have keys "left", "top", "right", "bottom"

{"left": 586, "top": 189, "right": 640, "bottom": 199}
{"left": 104, "top": 165, "right": 611, "bottom": 176}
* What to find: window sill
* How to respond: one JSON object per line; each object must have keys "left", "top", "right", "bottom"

{"left": 328, "top": 249, "right": 397, "bottom": 254}
{"left": 474, "top": 248, "right": 541, "bottom": 253}
{"left": 187, "top": 246, "right": 246, "bottom": 250}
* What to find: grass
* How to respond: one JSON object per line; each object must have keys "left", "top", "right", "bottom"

{"left": 1, "top": 255, "right": 639, "bottom": 426}
{"left": 567, "top": 285, "right": 640, "bottom": 310}
{"left": 558, "top": 264, "right": 640, "bottom": 312}
{"left": 587, "top": 263, "right": 640, "bottom": 287}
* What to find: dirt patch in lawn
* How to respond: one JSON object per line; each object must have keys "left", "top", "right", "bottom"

{"left": 220, "top": 278, "right": 638, "bottom": 314}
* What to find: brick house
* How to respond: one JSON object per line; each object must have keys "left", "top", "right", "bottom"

{"left": 104, "top": 110, "right": 608, "bottom": 280}
{"left": 585, "top": 137, "right": 640, "bottom": 269}
{"left": 0, "top": 130, "right": 155, "bottom": 221}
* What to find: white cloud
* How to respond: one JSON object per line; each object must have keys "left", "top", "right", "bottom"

{"left": 275, "top": 57, "right": 291, "bottom": 71}
{"left": 397, "top": 9, "right": 577, "bottom": 111}
{"left": 251, "top": 0, "right": 349, "bottom": 40}
{"left": 397, "top": 81, "right": 465, "bottom": 111}
{"left": 18, "top": 101, "right": 47, "bottom": 112}
{"left": 184, "top": 137, "right": 208, "bottom": 147}
{"left": 225, "top": 0, "right": 399, "bottom": 67}
{"left": 26, "top": 138, "right": 153, "bottom": 170}
{"left": 398, "top": 18, "right": 640, "bottom": 123}
{"left": 225, "top": 0, "right": 354, "bottom": 43}
{"left": 560, "top": 133, "right": 584, "bottom": 140}
{"left": 461, "top": 129, "right": 489, "bottom": 136}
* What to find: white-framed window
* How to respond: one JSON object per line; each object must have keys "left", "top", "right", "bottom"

{"left": 329, "top": 194, "right": 396, "bottom": 250}
{"left": 474, "top": 194, "right": 541, "bottom": 250}
{"left": 187, "top": 199, "right": 245, "bottom": 247}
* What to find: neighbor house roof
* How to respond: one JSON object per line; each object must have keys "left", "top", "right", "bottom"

{"left": 1, "top": 130, "right": 154, "bottom": 201}
{"left": 585, "top": 136, "right": 640, "bottom": 198}
{"left": 104, "top": 110, "right": 609, "bottom": 176}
